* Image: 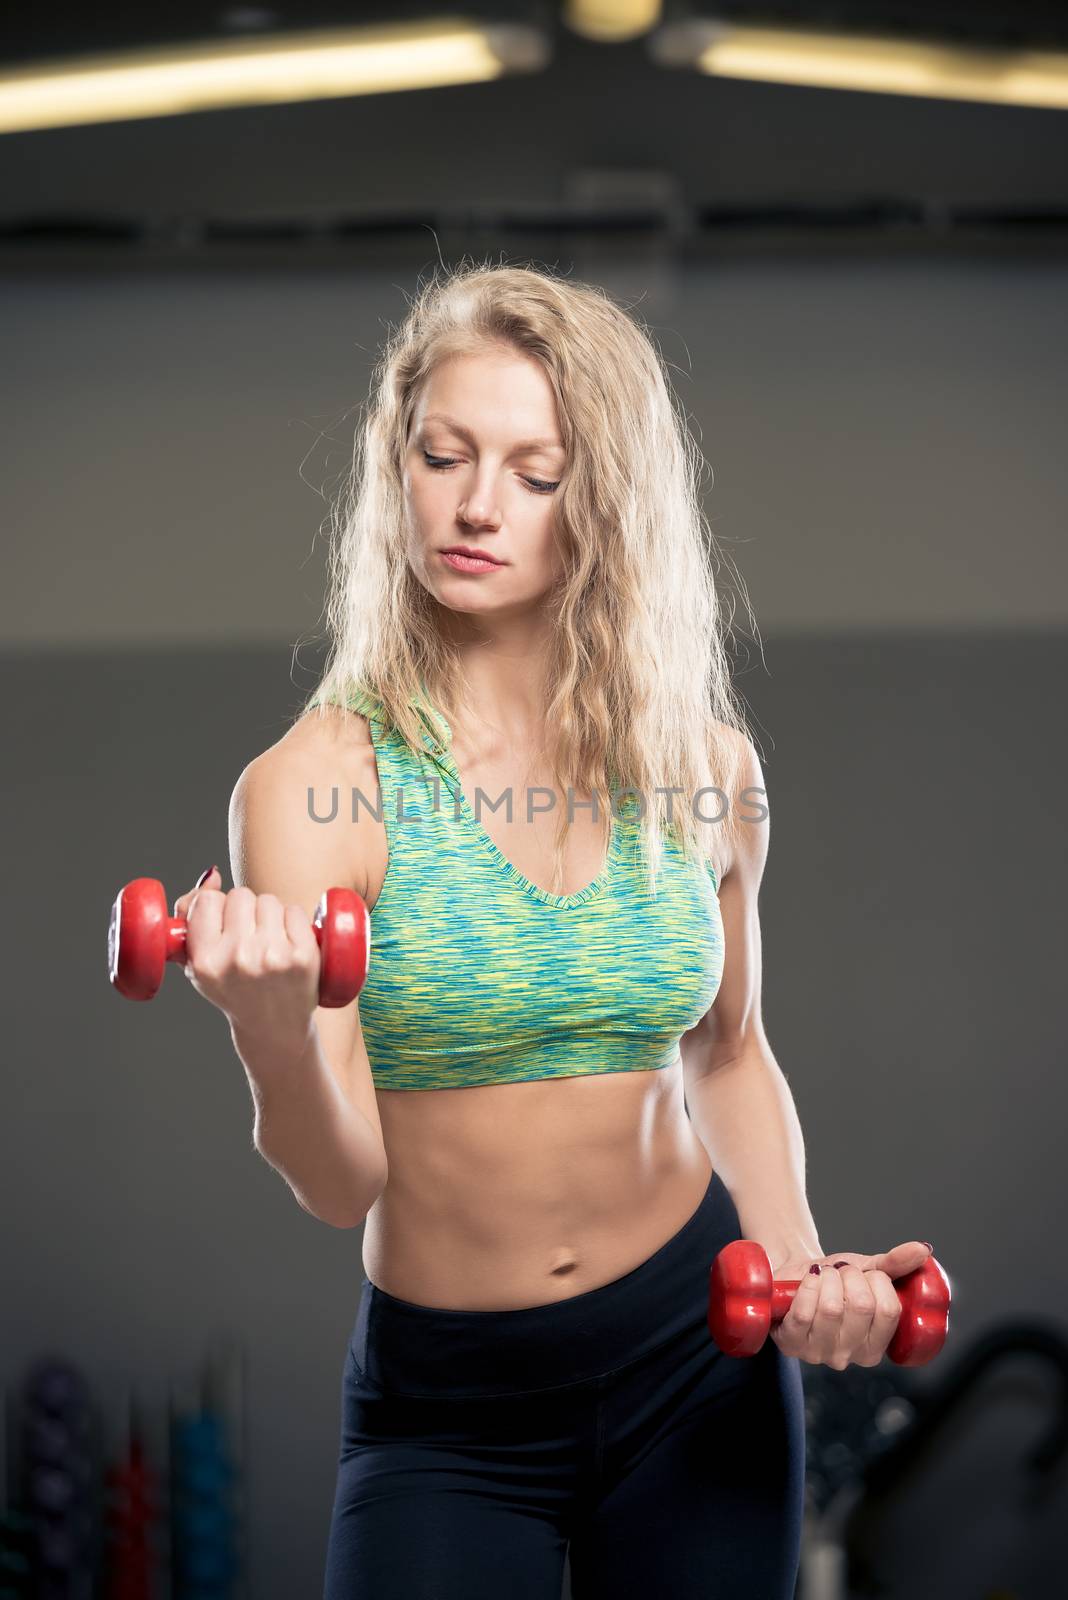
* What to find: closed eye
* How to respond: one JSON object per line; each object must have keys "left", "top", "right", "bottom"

{"left": 422, "top": 451, "right": 559, "bottom": 495}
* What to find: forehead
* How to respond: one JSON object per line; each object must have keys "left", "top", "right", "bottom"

{"left": 414, "top": 351, "right": 564, "bottom": 450}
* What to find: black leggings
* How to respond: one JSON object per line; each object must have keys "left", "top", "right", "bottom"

{"left": 324, "top": 1167, "right": 805, "bottom": 1599}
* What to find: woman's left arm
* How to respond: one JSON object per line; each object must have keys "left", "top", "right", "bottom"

{"left": 679, "top": 732, "right": 823, "bottom": 1269}
{"left": 680, "top": 733, "right": 933, "bottom": 1368}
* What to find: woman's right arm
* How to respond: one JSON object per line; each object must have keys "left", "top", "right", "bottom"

{"left": 175, "top": 727, "right": 388, "bottom": 1229}
{"left": 231, "top": 736, "right": 387, "bottom": 1228}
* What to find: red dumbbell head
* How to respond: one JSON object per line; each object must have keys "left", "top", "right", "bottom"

{"left": 708, "top": 1239, "right": 776, "bottom": 1357}
{"left": 314, "top": 886, "right": 370, "bottom": 1008}
{"left": 108, "top": 878, "right": 174, "bottom": 1001}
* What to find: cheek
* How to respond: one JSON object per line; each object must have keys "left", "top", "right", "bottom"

{"left": 540, "top": 511, "right": 564, "bottom": 557}
{"left": 406, "top": 479, "right": 443, "bottom": 530}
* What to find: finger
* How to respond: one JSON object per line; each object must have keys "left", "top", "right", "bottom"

{"left": 173, "top": 864, "right": 221, "bottom": 919}
{"left": 253, "top": 893, "right": 292, "bottom": 968}
{"left": 254, "top": 892, "right": 287, "bottom": 940}
{"left": 183, "top": 886, "right": 225, "bottom": 971}
{"left": 808, "top": 1262, "right": 845, "bottom": 1363}
{"left": 854, "top": 1270, "right": 903, "bottom": 1366}
{"left": 870, "top": 1241, "right": 935, "bottom": 1276}
{"left": 832, "top": 1263, "right": 877, "bottom": 1363}
{"left": 284, "top": 902, "right": 318, "bottom": 960}
{"left": 776, "top": 1264, "right": 827, "bottom": 1356}
{"left": 863, "top": 1260, "right": 908, "bottom": 1363}
{"left": 220, "top": 885, "right": 257, "bottom": 938}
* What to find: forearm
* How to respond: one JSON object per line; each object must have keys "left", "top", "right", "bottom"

{"left": 231, "top": 1020, "right": 387, "bottom": 1229}
{"left": 683, "top": 1042, "right": 823, "bottom": 1267}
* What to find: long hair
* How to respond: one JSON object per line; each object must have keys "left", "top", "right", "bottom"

{"left": 305, "top": 258, "right": 758, "bottom": 896}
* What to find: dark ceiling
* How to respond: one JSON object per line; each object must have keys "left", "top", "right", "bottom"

{"left": 4, "top": 1, "right": 1068, "bottom": 62}
{"left": 1, "top": 1, "right": 1065, "bottom": 267}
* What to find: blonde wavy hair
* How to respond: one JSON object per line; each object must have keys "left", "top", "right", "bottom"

{"left": 304, "top": 258, "right": 758, "bottom": 896}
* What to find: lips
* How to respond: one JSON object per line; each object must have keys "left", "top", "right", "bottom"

{"left": 441, "top": 545, "right": 504, "bottom": 565}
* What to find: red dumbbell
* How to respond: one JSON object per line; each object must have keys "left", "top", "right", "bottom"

{"left": 708, "top": 1240, "right": 951, "bottom": 1366}
{"left": 107, "top": 876, "right": 370, "bottom": 1008}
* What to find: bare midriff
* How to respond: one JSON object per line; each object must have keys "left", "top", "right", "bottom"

{"left": 363, "top": 1069, "right": 714, "bottom": 1310}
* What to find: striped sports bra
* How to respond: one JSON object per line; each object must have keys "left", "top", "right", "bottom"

{"left": 310, "top": 684, "right": 725, "bottom": 1091}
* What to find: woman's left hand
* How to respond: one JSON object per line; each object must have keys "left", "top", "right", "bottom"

{"left": 768, "top": 1241, "right": 934, "bottom": 1368}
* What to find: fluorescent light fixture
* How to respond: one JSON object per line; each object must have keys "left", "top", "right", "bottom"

{"left": 564, "top": 0, "right": 663, "bottom": 44}
{"left": 649, "top": 18, "right": 1068, "bottom": 110}
{"left": 0, "top": 17, "right": 550, "bottom": 135}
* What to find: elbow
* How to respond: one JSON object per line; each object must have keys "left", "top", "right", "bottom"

{"left": 297, "top": 1186, "right": 382, "bottom": 1231}
{"left": 322, "top": 1210, "right": 365, "bottom": 1231}
{"left": 327, "top": 1160, "right": 389, "bottom": 1230}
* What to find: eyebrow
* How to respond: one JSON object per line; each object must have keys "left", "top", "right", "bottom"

{"left": 419, "top": 412, "right": 565, "bottom": 455}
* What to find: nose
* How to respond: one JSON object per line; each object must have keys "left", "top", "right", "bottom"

{"left": 457, "top": 491, "right": 502, "bottom": 530}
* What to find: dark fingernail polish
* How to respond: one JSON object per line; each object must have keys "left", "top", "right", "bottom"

{"left": 195, "top": 864, "right": 215, "bottom": 888}
{"left": 809, "top": 1263, "right": 822, "bottom": 1275}
{"left": 833, "top": 1261, "right": 848, "bottom": 1268}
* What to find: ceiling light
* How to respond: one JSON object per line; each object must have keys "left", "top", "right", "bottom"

{"left": 0, "top": 17, "right": 549, "bottom": 135}
{"left": 649, "top": 18, "right": 1068, "bottom": 110}
{"left": 564, "top": 0, "right": 663, "bottom": 44}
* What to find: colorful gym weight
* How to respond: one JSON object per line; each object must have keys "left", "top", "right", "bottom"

{"left": 107, "top": 877, "right": 369, "bottom": 1007}
{"left": 708, "top": 1240, "right": 951, "bottom": 1365}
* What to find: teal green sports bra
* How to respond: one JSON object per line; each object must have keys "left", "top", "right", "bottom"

{"left": 311, "top": 685, "right": 725, "bottom": 1091}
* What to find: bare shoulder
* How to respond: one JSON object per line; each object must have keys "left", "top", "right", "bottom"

{"left": 704, "top": 721, "right": 768, "bottom": 887}
{"left": 229, "top": 703, "right": 379, "bottom": 904}
{"left": 282, "top": 699, "right": 375, "bottom": 756}
{"left": 286, "top": 702, "right": 384, "bottom": 793}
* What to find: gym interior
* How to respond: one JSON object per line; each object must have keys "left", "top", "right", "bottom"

{"left": 2, "top": 3, "right": 1066, "bottom": 1595}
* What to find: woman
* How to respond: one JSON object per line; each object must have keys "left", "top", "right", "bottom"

{"left": 175, "top": 264, "right": 932, "bottom": 1598}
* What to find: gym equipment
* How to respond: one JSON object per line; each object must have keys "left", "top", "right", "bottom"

{"left": 200, "top": 1338, "right": 249, "bottom": 1599}
{"left": 107, "top": 878, "right": 370, "bottom": 1007}
{"left": 169, "top": 1395, "right": 239, "bottom": 1599}
{"left": 17, "top": 1357, "right": 102, "bottom": 1595}
{"left": 0, "top": 1504, "right": 34, "bottom": 1598}
{"left": 101, "top": 1393, "right": 160, "bottom": 1600}
{"left": 840, "top": 1320, "right": 1068, "bottom": 1596}
{"left": 708, "top": 1240, "right": 951, "bottom": 1366}
{"left": 798, "top": 1357, "right": 919, "bottom": 1600}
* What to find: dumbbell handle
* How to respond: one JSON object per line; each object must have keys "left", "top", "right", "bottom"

{"left": 159, "top": 914, "right": 328, "bottom": 971}
{"left": 762, "top": 1272, "right": 943, "bottom": 1365}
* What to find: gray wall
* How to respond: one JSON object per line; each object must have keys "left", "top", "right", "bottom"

{"left": 2, "top": 257, "right": 1066, "bottom": 1595}
{"left": 3, "top": 257, "right": 1067, "bottom": 650}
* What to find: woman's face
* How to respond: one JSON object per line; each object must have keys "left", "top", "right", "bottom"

{"left": 403, "top": 347, "right": 567, "bottom": 617}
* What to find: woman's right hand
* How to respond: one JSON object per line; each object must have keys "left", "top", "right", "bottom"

{"left": 173, "top": 865, "right": 322, "bottom": 1045}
